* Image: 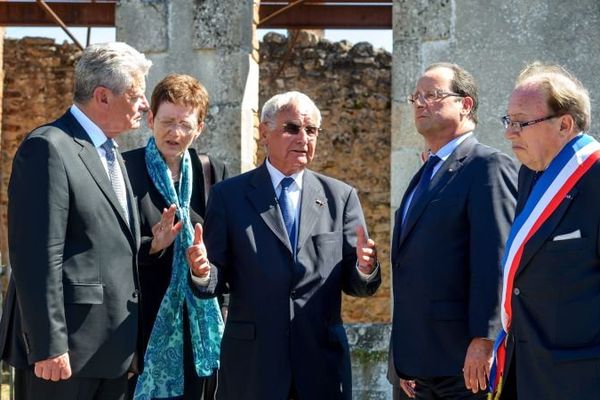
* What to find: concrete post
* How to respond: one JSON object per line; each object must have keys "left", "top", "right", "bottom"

{"left": 116, "top": 0, "right": 259, "bottom": 174}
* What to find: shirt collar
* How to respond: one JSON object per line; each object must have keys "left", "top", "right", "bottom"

{"left": 70, "top": 104, "right": 112, "bottom": 149}
{"left": 431, "top": 131, "right": 473, "bottom": 161}
{"left": 265, "top": 158, "right": 304, "bottom": 191}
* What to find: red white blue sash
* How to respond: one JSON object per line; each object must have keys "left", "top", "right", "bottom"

{"left": 490, "top": 134, "right": 600, "bottom": 396}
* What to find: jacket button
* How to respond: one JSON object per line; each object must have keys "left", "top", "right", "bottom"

{"left": 290, "top": 290, "right": 297, "bottom": 299}
{"left": 513, "top": 288, "right": 520, "bottom": 296}
{"left": 132, "top": 290, "right": 139, "bottom": 298}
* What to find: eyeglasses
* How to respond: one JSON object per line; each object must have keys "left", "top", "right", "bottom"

{"left": 501, "top": 115, "right": 557, "bottom": 132}
{"left": 157, "top": 119, "right": 198, "bottom": 134}
{"left": 282, "top": 122, "right": 322, "bottom": 138}
{"left": 407, "top": 90, "right": 464, "bottom": 104}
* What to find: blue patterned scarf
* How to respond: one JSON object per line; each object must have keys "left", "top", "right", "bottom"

{"left": 134, "top": 137, "right": 223, "bottom": 399}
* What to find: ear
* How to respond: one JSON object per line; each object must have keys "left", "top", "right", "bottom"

{"left": 460, "top": 96, "right": 474, "bottom": 117}
{"left": 92, "top": 86, "right": 110, "bottom": 109}
{"left": 558, "top": 114, "right": 575, "bottom": 137}
{"left": 193, "top": 121, "right": 205, "bottom": 140}
{"left": 147, "top": 110, "right": 155, "bottom": 129}
{"left": 259, "top": 122, "right": 270, "bottom": 146}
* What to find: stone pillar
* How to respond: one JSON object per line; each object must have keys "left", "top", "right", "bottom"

{"left": 391, "top": 0, "right": 454, "bottom": 219}
{"left": 116, "top": 0, "right": 259, "bottom": 173}
{"left": 0, "top": 28, "right": 5, "bottom": 272}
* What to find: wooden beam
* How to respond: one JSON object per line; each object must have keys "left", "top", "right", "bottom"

{"left": 259, "top": 4, "right": 391, "bottom": 29}
{"left": 0, "top": 1, "right": 392, "bottom": 29}
{"left": 0, "top": 2, "right": 115, "bottom": 27}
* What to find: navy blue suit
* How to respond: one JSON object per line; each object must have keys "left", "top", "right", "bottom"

{"left": 391, "top": 136, "right": 517, "bottom": 379}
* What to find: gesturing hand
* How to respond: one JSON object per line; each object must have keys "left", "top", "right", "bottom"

{"left": 356, "top": 225, "right": 377, "bottom": 275}
{"left": 34, "top": 352, "right": 72, "bottom": 381}
{"left": 187, "top": 223, "right": 210, "bottom": 278}
{"left": 150, "top": 204, "right": 183, "bottom": 254}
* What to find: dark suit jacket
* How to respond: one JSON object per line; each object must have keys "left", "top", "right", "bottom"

{"left": 195, "top": 163, "right": 381, "bottom": 400}
{"left": 122, "top": 147, "right": 228, "bottom": 371}
{"left": 0, "top": 110, "right": 141, "bottom": 378}
{"left": 391, "top": 135, "right": 517, "bottom": 378}
{"left": 502, "top": 162, "right": 600, "bottom": 400}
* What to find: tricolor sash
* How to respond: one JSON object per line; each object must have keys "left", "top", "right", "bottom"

{"left": 489, "top": 134, "right": 600, "bottom": 398}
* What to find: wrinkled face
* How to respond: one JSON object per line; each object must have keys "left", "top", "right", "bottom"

{"left": 148, "top": 101, "right": 203, "bottom": 162}
{"left": 412, "top": 67, "right": 466, "bottom": 137}
{"left": 505, "top": 84, "right": 566, "bottom": 171}
{"left": 104, "top": 75, "right": 148, "bottom": 137}
{"left": 260, "top": 104, "right": 319, "bottom": 176}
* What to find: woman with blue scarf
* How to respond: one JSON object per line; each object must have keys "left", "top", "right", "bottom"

{"left": 124, "top": 74, "right": 226, "bottom": 399}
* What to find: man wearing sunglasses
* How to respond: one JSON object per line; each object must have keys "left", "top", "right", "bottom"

{"left": 490, "top": 63, "right": 600, "bottom": 400}
{"left": 389, "top": 63, "right": 518, "bottom": 399}
{"left": 187, "top": 90, "right": 381, "bottom": 400}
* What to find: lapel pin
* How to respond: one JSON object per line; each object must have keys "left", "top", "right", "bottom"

{"left": 316, "top": 199, "right": 324, "bottom": 206}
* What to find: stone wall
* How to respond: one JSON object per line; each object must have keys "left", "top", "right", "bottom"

{"left": 259, "top": 31, "right": 392, "bottom": 323}
{"left": 0, "top": 38, "right": 80, "bottom": 272}
{"left": 0, "top": 28, "right": 4, "bottom": 269}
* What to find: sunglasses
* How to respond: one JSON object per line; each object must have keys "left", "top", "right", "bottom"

{"left": 282, "top": 122, "right": 322, "bottom": 137}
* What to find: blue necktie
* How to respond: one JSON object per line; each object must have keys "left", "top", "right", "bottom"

{"left": 278, "top": 177, "right": 296, "bottom": 249}
{"left": 404, "top": 155, "right": 440, "bottom": 223}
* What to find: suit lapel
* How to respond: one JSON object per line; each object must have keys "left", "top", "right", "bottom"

{"left": 391, "top": 172, "right": 420, "bottom": 264}
{"left": 118, "top": 151, "right": 139, "bottom": 247}
{"left": 516, "top": 188, "right": 577, "bottom": 275}
{"left": 398, "top": 136, "right": 477, "bottom": 246}
{"left": 63, "top": 112, "right": 135, "bottom": 245}
{"left": 247, "top": 164, "right": 293, "bottom": 254}
{"left": 296, "top": 171, "right": 326, "bottom": 252}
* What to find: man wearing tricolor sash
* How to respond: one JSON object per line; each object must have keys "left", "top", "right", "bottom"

{"left": 491, "top": 62, "right": 600, "bottom": 400}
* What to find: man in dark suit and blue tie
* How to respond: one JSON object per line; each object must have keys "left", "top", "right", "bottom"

{"left": 492, "top": 62, "right": 600, "bottom": 400}
{"left": 390, "top": 63, "right": 518, "bottom": 399}
{"left": 187, "top": 90, "right": 382, "bottom": 400}
{"left": 0, "top": 42, "right": 151, "bottom": 400}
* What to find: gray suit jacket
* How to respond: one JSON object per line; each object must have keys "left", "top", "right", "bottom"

{"left": 196, "top": 163, "right": 381, "bottom": 400}
{"left": 0, "top": 110, "right": 141, "bottom": 378}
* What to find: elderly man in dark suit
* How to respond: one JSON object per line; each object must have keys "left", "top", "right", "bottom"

{"left": 390, "top": 62, "right": 518, "bottom": 399}
{"left": 187, "top": 90, "right": 381, "bottom": 400}
{"left": 0, "top": 42, "right": 151, "bottom": 400}
{"left": 491, "top": 62, "right": 600, "bottom": 400}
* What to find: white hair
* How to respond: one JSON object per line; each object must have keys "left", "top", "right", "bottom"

{"left": 74, "top": 42, "right": 152, "bottom": 103}
{"left": 261, "top": 91, "right": 321, "bottom": 126}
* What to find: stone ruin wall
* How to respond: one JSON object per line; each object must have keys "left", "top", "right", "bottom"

{"left": 1, "top": 34, "right": 392, "bottom": 323}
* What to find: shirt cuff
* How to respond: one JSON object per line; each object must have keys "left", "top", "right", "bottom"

{"left": 189, "top": 268, "right": 211, "bottom": 286}
{"left": 356, "top": 260, "right": 380, "bottom": 279}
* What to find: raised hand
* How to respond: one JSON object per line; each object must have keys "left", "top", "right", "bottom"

{"left": 150, "top": 204, "right": 183, "bottom": 254}
{"left": 356, "top": 225, "right": 377, "bottom": 275}
{"left": 187, "top": 223, "right": 210, "bottom": 278}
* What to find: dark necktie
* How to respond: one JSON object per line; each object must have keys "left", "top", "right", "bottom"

{"left": 404, "top": 155, "right": 440, "bottom": 223}
{"left": 101, "top": 139, "right": 129, "bottom": 225}
{"left": 278, "top": 177, "right": 296, "bottom": 249}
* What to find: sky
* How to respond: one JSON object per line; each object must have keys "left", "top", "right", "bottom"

{"left": 4, "top": 27, "right": 393, "bottom": 52}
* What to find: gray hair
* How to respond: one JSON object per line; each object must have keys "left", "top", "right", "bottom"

{"left": 74, "top": 42, "right": 152, "bottom": 103}
{"left": 261, "top": 91, "right": 322, "bottom": 126}
{"left": 516, "top": 62, "right": 590, "bottom": 132}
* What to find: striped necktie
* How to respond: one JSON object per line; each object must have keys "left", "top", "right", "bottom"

{"left": 101, "top": 139, "right": 129, "bottom": 225}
